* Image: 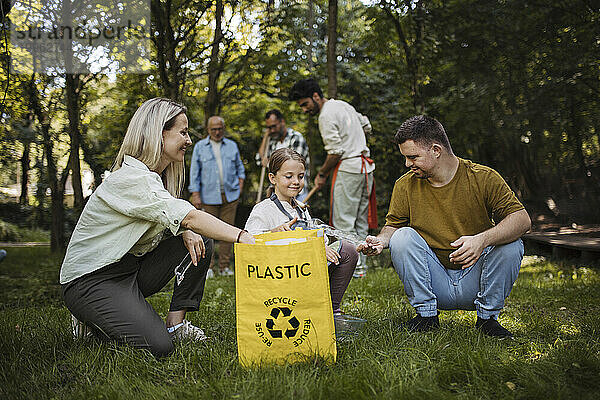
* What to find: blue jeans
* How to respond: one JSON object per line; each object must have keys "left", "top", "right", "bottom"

{"left": 389, "top": 227, "right": 523, "bottom": 319}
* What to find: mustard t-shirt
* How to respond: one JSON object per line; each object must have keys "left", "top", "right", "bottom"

{"left": 385, "top": 158, "right": 524, "bottom": 270}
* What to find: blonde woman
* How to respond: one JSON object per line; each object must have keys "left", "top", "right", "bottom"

{"left": 60, "top": 98, "right": 255, "bottom": 356}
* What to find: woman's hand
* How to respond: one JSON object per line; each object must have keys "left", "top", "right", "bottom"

{"left": 325, "top": 245, "right": 340, "bottom": 265}
{"left": 182, "top": 230, "right": 205, "bottom": 266}
{"left": 271, "top": 217, "right": 298, "bottom": 232}
{"left": 238, "top": 230, "right": 256, "bottom": 244}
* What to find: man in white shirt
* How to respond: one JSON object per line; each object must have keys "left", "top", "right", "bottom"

{"left": 289, "top": 78, "right": 376, "bottom": 277}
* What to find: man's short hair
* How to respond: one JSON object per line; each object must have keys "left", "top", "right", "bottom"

{"left": 265, "top": 109, "right": 284, "bottom": 121}
{"left": 394, "top": 115, "right": 452, "bottom": 153}
{"left": 289, "top": 78, "right": 324, "bottom": 101}
{"left": 207, "top": 115, "right": 225, "bottom": 126}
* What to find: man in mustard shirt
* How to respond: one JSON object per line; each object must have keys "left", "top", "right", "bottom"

{"left": 358, "top": 115, "right": 531, "bottom": 338}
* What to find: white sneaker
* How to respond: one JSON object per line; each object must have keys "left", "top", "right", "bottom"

{"left": 220, "top": 267, "right": 234, "bottom": 276}
{"left": 206, "top": 269, "right": 215, "bottom": 279}
{"left": 168, "top": 320, "right": 208, "bottom": 342}
{"left": 71, "top": 314, "right": 93, "bottom": 340}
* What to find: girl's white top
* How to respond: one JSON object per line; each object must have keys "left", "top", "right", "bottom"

{"left": 244, "top": 197, "right": 311, "bottom": 235}
{"left": 59, "top": 155, "right": 194, "bottom": 284}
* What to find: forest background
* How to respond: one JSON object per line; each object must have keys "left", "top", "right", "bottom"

{"left": 0, "top": 0, "right": 598, "bottom": 251}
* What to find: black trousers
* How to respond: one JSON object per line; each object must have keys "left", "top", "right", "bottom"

{"left": 62, "top": 235, "right": 214, "bottom": 356}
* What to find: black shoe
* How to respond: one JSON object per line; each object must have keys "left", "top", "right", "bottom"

{"left": 475, "top": 317, "right": 513, "bottom": 339}
{"left": 401, "top": 314, "right": 440, "bottom": 332}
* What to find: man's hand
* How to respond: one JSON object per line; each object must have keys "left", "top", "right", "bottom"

{"left": 271, "top": 217, "right": 298, "bottom": 232}
{"left": 258, "top": 129, "right": 271, "bottom": 167}
{"left": 449, "top": 234, "right": 487, "bottom": 269}
{"left": 190, "top": 192, "right": 202, "bottom": 209}
{"left": 182, "top": 230, "right": 205, "bottom": 266}
{"left": 356, "top": 235, "right": 384, "bottom": 256}
{"left": 325, "top": 246, "right": 341, "bottom": 265}
{"left": 314, "top": 173, "right": 327, "bottom": 190}
{"left": 313, "top": 154, "right": 341, "bottom": 190}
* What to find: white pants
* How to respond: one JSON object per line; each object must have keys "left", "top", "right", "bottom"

{"left": 331, "top": 170, "right": 374, "bottom": 238}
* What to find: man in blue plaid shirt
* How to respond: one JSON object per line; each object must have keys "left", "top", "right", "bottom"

{"left": 257, "top": 109, "right": 311, "bottom": 201}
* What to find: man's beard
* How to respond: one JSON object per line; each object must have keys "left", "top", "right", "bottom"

{"left": 270, "top": 127, "right": 286, "bottom": 140}
{"left": 309, "top": 99, "right": 320, "bottom": 115}
{"left": 277, "top": 127, "right": 286, "bottom": 139}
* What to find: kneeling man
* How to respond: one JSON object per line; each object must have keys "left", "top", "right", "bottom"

{"left": 358, "top": 116, "right": 530, "bottom": 338}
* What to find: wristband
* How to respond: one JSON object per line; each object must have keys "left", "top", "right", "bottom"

{"left": 236, "top": 229, "right": 247, "bottom": 243}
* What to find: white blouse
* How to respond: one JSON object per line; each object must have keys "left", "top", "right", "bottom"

{"left": 60, "top": 155, "right": 194, "bottom": 284}
{"left": 244, "top": 197, "right": 311, "bottom": 235}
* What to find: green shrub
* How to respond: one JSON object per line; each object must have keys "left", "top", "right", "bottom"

{"left": 0, "top": 219, "right": 23, "bottom": 241}
{"left": 0, "top": 202, "right": 37, "bottom": 228}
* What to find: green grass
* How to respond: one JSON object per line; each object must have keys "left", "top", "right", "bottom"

{"left": 1, "top": 248, "right": 599, "bottom": 399}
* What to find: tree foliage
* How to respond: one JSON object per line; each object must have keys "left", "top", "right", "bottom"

{"left": 1, "top": 0, "right": 598, "bottom": 249}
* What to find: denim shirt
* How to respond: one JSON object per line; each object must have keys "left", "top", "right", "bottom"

{"left": 189, "top": 137, "right": 246, "bottom": 205}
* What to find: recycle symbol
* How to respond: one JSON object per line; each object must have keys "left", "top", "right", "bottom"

{"left": 266, "top": 307, "right": 300, "bottom": 339}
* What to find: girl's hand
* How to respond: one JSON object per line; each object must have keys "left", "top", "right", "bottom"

{"left": 182, "top": 230, "right": 205, "bottom": 266}
{"left": 271, "top": 217, "right": 298, "bottom": 232}
{"left": 325, "top": 245, "right": 340, "bottom": 265}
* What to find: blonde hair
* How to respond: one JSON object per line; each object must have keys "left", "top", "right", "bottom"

{"left": 112, "top": 98, "right": 187, "bottom": 197}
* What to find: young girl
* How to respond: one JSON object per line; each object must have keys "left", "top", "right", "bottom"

{"left": 245, "top": 148, "right": 358, "bottom": 314}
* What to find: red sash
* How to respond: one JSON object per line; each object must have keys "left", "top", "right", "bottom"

{"left": 329, "top": 155, "right": 378, "bottom": 229}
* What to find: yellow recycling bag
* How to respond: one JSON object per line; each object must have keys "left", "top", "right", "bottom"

{"left": 234, "top": 229, "right": 337, "bottom": 367}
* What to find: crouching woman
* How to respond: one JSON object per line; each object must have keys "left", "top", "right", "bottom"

{"left": 60, "top": 98, "right": 255, "bottom": 356}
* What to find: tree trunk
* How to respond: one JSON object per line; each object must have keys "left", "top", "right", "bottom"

{"left": 327, "top": 0, "right": 338, "bottom": 98}
{"left": 151, "top": 0, "right": 182, "bottom": 100}
{"left": 28, "top": 74, "right": 66, "bottom": 251}
{"left": 382, "top": 0, "right": 425, "bottom": 113}
{"left": 30, "top": 78, "right": 62, "bottom": 250}
{"left": 205, "top": 0, "right": 224, "bottom": 123}
{"left": 569, "top": 92, "right": 589, "bottom": 176}
{"left": 19, "top": 141, "right": 30, "bottom": 205}
{"left": 60, "top": 2, "right": 83, "bottom": 211}
{"left": 49, "top": 137, "right": 67, "bottom": 252}
{"left": 65, "top": 73, "right": 84, "bottom": 211}
{"left": 34, "top": 150, "right": 47, "bottom": 227}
